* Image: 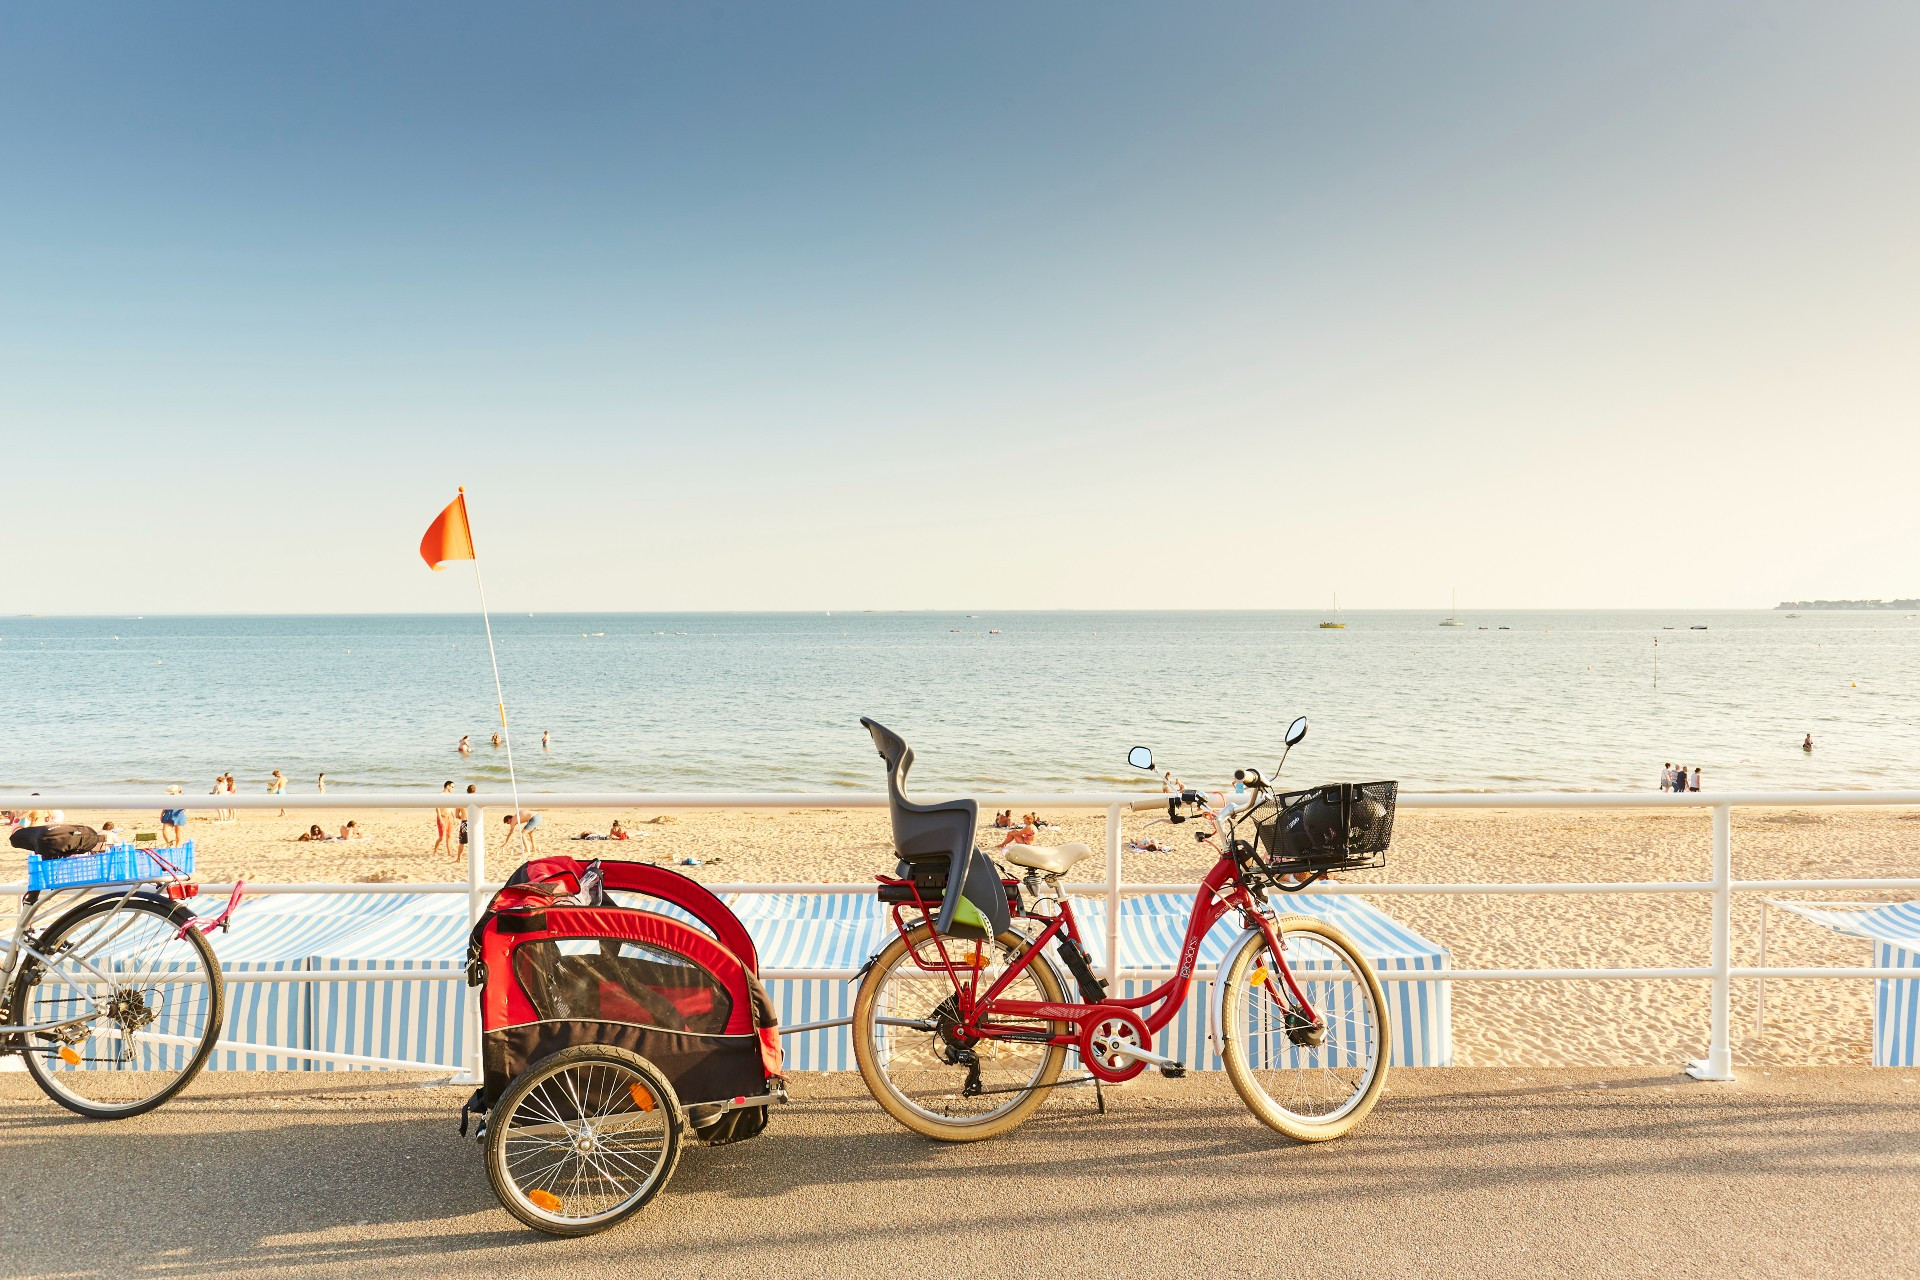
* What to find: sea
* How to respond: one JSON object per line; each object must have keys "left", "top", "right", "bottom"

{"left": 2, "top": 611, "right": 1917, "bottom": 796}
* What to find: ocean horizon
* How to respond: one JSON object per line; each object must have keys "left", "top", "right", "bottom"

{"left": 3, "top": 609, "right": 1916, "bottom": 795}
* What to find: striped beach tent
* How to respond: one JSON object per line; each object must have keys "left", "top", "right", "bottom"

{"left": 727, "top": 894, "right": 884, "bottom": 1071}
{"left": 307, "top": 895, "right": 470, "bottom": 1071}
{"left": 1772, "top": 901, "right": 1920, "bottom": 1067}
{"left": 185, "top": 893, "right": 414, "bottom": 1070}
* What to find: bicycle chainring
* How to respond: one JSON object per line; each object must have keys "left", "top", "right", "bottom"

{"left": 1077, "top": 1008, "right": 1152, "bottom": 1083}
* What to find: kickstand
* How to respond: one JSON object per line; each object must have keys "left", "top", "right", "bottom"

{"left": 1093, "top": 1077, "right": 1106, "bottom": 1115}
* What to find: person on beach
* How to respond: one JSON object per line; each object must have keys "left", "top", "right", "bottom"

{"left": 996, "top": 814, "right": 1037, "bottom": 850}
{"left": 542, "top": 730, "right": 551, "bottom": 750}
{"left": 1689, "top": 767, "right": 1702, "bottom": 792}
{"left": 1660, "top": 762, "right": 1674, "bottom": 791}
{"left": 504, "top": 810, "right": 543, "bottom": 852}
{"left": 298, "top": 824, "right": 326, "bottom": 842}
{"left": 160, "top": 785, "right": 186, "bottom": 847}
{"left": 457, "top": 784, "right": 477, "bottom": 858}
{"left": 223, "top": 773, "right": 237, "bottom": 822}
{"left": 433, "top": 781, "right": 455, "bottom": 857}
{"left": 269, "top": 769, "right": 287, "bottom": 817}
{"left": 316, "top": 773, "right": 327, "bottom": 793}
{"left": 458, "top": 736, "right": 472, "bottom": 755}
{"left": 1803, "top": 734, "right": 1814, "bottom": 752}
{"left": 339, "top": 821, "right": 365, "bottom": 840}
{"left": 1674, "top": 766, "right": 1691, "bottom": 794}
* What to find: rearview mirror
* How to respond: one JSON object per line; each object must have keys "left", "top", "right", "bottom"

{"left": 1285, "top": 716, "right": 1309, "bottom": 747}
{"left": 1127, "top": 746, "right": 1154, "bottom": 771}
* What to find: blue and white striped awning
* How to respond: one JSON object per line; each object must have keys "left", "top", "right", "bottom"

{"left": 121, "top": 888, "right": 1450, "bottom": 1073}
{"left": 1773, "top": 900, "right": 1920, "bottom": 1067}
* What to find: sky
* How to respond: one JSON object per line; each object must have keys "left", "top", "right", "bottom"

{"left": 2, "top": 2, "right": 1917, "bottom": 614}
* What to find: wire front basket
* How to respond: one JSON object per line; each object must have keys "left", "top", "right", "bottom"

{"left": 1249, "top": 782, "right": 1396, "bottom": 882}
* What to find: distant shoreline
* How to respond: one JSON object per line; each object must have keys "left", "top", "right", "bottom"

{"left": 1775, "top": 600, "right": 1920, "bottom": 610}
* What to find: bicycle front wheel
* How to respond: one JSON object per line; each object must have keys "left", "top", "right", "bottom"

{"left": 852, "top": 923, "right": 1069, "bottom": 1142}
{"left": 1217, "top": 915, "right": 1389, "bottom": 1142}
{"left": 12, "top": 894, "right": 225, "bottom": 1119}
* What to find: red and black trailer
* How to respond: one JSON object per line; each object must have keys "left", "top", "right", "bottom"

{"left": 463, "top": 855, "right": 783, "bottom": 1235}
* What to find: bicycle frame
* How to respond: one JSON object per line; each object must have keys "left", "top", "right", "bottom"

{"left": 882, "top": 852, "right": 1321, "bottom": 1055}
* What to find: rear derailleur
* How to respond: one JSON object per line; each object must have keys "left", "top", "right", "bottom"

{"left": 931, "top": 995, "right": 984, "bottom": 1097}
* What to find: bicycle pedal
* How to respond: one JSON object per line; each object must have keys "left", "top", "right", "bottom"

{"left": 1159, "top": 1063, "right": 1186, "bottom": 1080}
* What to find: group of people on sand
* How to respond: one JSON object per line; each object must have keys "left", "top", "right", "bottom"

{"left": 431, "top": 780, "right": 564, "bottom": 860}
{"left": 298, "top": 822, "right": 366, "bottom": 842}
{"left": 1660, "top": 763, "right": 1702, "bottom": 793}
{"left": 990, "top": 810, "right": 1057, "bottom": 850}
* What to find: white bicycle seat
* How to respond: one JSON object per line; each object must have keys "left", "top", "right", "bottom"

{"left": 1001, "top": 842, "right": 1093, "bottom": 876}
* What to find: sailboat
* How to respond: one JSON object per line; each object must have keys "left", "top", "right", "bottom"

{"left": 1438, "top": 589, "right": 1464, "bottom": 627}
{"left": 1319, "top": 594, "right": 1345, "bottom": 629}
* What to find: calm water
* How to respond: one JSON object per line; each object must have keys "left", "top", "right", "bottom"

{"left": 2, "top": 611, "right": 1917, "bottom": 795}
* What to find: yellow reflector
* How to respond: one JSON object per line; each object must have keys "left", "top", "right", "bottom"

{"left": 1248, "top": 966, "right": 1270, "bottom": 987}
{"left": 628, "top": 1083, "right": 656, "bottom": 1112}
{"left": 527, "top": 1189, "right": 563, "bottom": 1213}
{"left": 58, "top": 1046, "right": 82, "bottom": 1066}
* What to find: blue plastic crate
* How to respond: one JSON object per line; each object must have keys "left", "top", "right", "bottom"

{"left": 26, "top": 841, "right": 194, "bottom": 892}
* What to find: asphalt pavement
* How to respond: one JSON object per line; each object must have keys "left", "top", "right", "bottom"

{"left": 2, "top": 1067, "right": 1917, "bottom": 1279}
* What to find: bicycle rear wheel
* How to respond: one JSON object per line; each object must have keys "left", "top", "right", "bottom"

{"left": 852, "top": 924, "right": 1068, "bottom": 1142}
{"left": 1217, "top": 915, "right": 1389, "bottom": 1142}
{"left": 12, "top": 894, "right": 224, "bottom": 1119}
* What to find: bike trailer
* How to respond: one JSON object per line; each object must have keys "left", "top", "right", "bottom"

{"left": 464, "top": 856, "right": 785, "bottom": 1234}
{"left": 467, "top": 854, "right": 783, "bottom": 1137}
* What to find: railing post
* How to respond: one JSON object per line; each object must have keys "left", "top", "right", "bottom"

{"left": 453, "top": 803, "right": 486, "bottom": 1086}
{"left": 1687, "top": 802, "right": 1736, "bottom": 1081}
{"left": 1105, "top": 803, "right": 1123, "bottom": 985}
{"left": 1755, "top": 901, "right": 1769, "bottom": 1036}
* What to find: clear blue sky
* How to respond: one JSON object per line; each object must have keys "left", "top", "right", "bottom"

{"left": 4, "top": 3, "right": 1916, "bottom": 613}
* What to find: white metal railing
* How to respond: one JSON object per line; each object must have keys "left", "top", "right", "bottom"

{"left": 7, "top": 789, "right": 1920, "bottom": 1082}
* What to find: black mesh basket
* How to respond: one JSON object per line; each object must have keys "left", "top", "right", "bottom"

{"left": 1251, "top": 781, "right": 1396, "bottom": 880}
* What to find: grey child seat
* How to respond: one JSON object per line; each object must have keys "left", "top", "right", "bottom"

{"left": 860, "top": 717, "right": 1011, "bottom": 940}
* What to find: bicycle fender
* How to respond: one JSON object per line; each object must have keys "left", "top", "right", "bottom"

{"left": 1207, "top": 927, "right": 1267, "bottom": 1062}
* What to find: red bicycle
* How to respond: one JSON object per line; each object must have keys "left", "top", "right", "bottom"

{"left": 851, "top": 717, "right": 1396, "bottom": 1143}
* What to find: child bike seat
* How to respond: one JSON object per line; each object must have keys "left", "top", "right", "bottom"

{"left": 860, "top": 716, "right": 1011, "bottom": 940}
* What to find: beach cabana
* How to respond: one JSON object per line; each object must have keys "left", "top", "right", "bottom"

{"left": 184, "top": 892, "right": 421, "bottom": 1070}
{"left": 306, "top": 894, "right": 470, "bottom": 1071}
{"left": 1770, "top": 901, "right": 1920, "bottom": 1067}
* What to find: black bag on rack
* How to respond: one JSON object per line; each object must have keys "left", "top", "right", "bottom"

{"left": 9, "top": 824, "right": 104, "bottom": 859}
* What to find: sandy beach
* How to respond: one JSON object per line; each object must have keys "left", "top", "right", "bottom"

{"left": 19, "top": 802, "right": 1920, "bottom": 1069}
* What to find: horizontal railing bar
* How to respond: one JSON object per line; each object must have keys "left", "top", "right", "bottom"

{"left": 1732, "top": 878, "right": 1920, "bottom": 892}
{"left": 1114, "top": 880, "right": 1719, "bottom": 896}
{"left": 9, "top": 789, "right": 1920, "bottom": 812}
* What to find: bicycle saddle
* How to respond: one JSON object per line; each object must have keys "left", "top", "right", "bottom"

{"left": 1001, "top": 843, "right": 1093, "bottom": 876}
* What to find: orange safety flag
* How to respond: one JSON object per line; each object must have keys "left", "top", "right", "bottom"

{"left": 420, "top": 489, "right": 476, "bottom": 570}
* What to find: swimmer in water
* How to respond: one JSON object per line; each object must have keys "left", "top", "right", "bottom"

{"left": 1803, "top": 734, "right": 1814, "bottom": 752}
{"left": 458, "top": 735, "right": 471, "bottom": 755}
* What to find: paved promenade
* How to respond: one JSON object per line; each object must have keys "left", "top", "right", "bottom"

{"left": 3, "top": 1067, "right": 1916, "bottom": 1279}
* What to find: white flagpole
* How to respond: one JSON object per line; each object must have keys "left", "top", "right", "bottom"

{"left": 466, "top": 520, "right": 525, "bottom": 855}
